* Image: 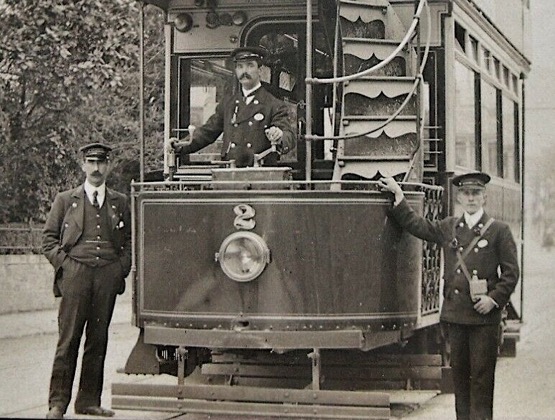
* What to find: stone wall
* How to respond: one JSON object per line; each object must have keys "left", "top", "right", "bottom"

{"left": 0, "top": 255, "right": 131, "bottom": 314}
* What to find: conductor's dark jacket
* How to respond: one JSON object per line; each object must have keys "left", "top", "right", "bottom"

{"left": 180, "top": 86, "right": 295, "bottom": 167}
{"left": 43, "top": 185, "right": 132, "bottom": 297}
{"left": 389, "top": 199, "right": 519, "bottom": 325}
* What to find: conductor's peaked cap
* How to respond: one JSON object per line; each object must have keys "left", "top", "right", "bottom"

{"left": 452, "top": 172, "right": 491, "bottom": 188}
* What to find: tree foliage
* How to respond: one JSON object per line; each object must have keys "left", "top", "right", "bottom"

{"left": 0, "top": 0, "right": 165, "bottom": 223}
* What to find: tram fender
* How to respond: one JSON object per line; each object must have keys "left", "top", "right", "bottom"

{"left": 123, "top": 328, "right": 176, "bottom": 375}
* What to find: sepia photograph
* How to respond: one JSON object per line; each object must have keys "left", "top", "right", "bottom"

{"left": 0, "top": 0, "right": 552, "bottom": 419}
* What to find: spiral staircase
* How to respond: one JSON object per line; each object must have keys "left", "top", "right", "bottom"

{"left": 311, "top": 0, "right": 428, "bottom": 182}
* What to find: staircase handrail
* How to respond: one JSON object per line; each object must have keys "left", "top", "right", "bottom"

{"left": 307, "top": 0, "right": 428, "bottom": 86}
{"left": 305, "top": 0, "right": 431, "bottom": 142}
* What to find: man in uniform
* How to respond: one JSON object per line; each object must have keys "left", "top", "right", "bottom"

{"left": 172, "top": 46, "right": 295, "bottom": 167}
{"left": 43, "top": 143, "right": 131, "bottom": 419}
{"left": 379, "top": 172, "right": 519, "bottom": 420}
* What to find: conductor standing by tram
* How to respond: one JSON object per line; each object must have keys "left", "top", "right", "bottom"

{"left": 379, "top": 172, "right": 519, "bottom": 420}
{"left": 43, "top": 143, "right": 131, "bottom": 419}
{"left": 172, "top": 46, "right": 295, "bottom": 167}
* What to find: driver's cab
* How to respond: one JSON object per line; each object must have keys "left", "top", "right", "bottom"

{"left": 169, "top": 18, "right": 336, "bottom": 181}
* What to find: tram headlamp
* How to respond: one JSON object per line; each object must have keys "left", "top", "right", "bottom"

{"left": 215, "top": 232, "right": 270, "bottom": 282}
{"left": 174, "top": 13, "right": 193, "bottom": 33}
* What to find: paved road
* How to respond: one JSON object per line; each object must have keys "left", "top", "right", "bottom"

{"left": 1, "top": 236, "right": 554, "bottom": 419}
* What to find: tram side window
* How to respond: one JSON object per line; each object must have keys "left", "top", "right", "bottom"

{"left": 454, "top": 60, "right": 478, "bottom": 169}
{"left": 502, "top": 96, "right": 519, "bottom": 182}
{"left": 481, "top": 81, "right": 501, "bottom": 177}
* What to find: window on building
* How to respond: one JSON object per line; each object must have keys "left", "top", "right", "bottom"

{"left": 483, "top": 48, "right": 491, "bottom": 73}
{"left": 455, "top": 22, "right": 466, "bottom": 53}
{"left": 469, "top": 36, "right": 479, "bottom": 62}
{"left": 493, "top": 57, "right": 501, "bottom": 80}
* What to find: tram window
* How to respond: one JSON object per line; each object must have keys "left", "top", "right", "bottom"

{"left": 454, "top": 61, "right": 477, "bottom": 169}
{"left": 482, "top": 81, "right": 501, "bottom": 176}
{"left": 175, "top": 56, "right": 235, "bottom": 161}
{"left": 502, "top": 96, "right": 519, "bottom": 182}
{"left": 246, "top": 22, "right": 334, "bottom": 161}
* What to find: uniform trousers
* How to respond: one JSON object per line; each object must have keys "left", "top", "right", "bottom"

{"left": 446, "top": 322, "right": 499, "bottom": 420}
{"left": 48, "top": 258, "right": 122, "bottom": 412}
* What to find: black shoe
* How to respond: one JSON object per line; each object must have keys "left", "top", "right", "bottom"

{"left": 74, "top": 406, "right": 115, "bottom": 417}
{"left": 46, "top": 406, "right": 64, "bottom": 419}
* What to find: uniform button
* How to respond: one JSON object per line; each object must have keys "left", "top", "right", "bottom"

{"left": 247, "top": 143, "right": 252, "bottom": 148}
{"left": 456, "top": 269, "right": 461, "bottom": 274}
{"left": 474, "top": 248, "right": 479, "bottom": 253}
{"left": 96, "top": 256, "right": 100, "bottom": 260}
{"left": 97, "top": 225, "right": 101, "bottom": 229}
{"left": 230, "top": 143, "right": 236, "bottom": 148}
{"left": 454, "top": 289, "right": 460, "bottom": 295}
{"left": 64, "top": 223, "right": 69, "bottom": 227}
{"left": 96, "top": 246, "right": 100, "bottom": 250}
{"left": 97, "top": 236, "right": 101, "bottom": 240}
{"left": 459, "top": 222, "right": 464, "bottom": 227}
{"left": 96, "top": 214, "right": 100, "bottom": 218}
{"left": 248, "top": 121, "right": 253, "bottom": 126}
{"left": 233, "top": 123, "right": 238, "bottom": 127}
{"left": 459, "top": 247, "right": 464, "bottom": 251}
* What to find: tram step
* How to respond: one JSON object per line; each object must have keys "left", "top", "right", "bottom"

{"left": 112, "top": 383, "right": 390, "bottom": 419}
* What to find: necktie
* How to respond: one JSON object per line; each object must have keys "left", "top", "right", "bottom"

{"left": 92, "top": 190, "right": 100, "bottom": 209}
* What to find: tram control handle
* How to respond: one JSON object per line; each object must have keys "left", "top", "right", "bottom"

{"left": 169, "top": 125, "right": 283, "bottom": 168}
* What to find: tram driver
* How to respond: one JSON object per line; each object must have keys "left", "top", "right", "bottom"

{"left": 171, "top": 46, "right": 295, "bottom": 168}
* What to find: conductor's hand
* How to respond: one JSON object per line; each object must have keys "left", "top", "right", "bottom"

{"left": 265, "top": 126, "right": 283, "bottom": 145}
{"left": 378, "top": 177, "right": 402, "bottom": 195}
{"left": 378, "top": 177, "right": 405, "bottom": 206}
{"left": 473, "top": 295, "right": 496, "bottom": 315}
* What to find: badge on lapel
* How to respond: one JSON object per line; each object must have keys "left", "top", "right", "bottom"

{"left": 477, "top": 239, "right": 488, "bottom": 248}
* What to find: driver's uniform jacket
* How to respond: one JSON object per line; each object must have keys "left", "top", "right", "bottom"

{"left": 179, "top": 86, "right": 295, "bottom": 167}
{"left": 389, "top": 198, "right": 519, "bottom": 325}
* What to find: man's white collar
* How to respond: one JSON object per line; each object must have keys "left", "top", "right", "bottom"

{"left": 464, "top": 208, "right": 484, "bottom": 229}
{"left": 242, "top": 83, "right": 261, "bottom": 98}
{"left": 84, "top": 181, "right": 106, "bottom": 206}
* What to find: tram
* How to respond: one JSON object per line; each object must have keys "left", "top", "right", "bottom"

{"left": 112, "top": 0, "right": 530, "bottom": 418}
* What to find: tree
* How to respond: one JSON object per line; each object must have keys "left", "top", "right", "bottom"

{"left": 0, "top": 0, "right": 165, "bottom": 223}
